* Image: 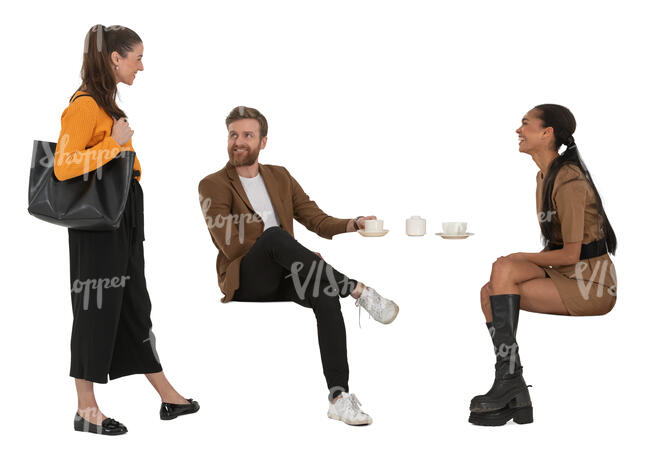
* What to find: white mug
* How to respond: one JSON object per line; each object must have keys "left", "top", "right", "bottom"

{"left": 406, "top": 216, "right": 426, "bottom": 236}
{"left": 442, "top": 221, "right": 467, "bottom": 235}
{"left": 364, "top": 219, "right": 384, "bottom": 233}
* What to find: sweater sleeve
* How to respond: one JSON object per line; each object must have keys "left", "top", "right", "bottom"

{"left": 54, "top": 98, "right": 122, "bottom": 181}
{"left": 124, "top": 138, "right": 142, "bottom": 181}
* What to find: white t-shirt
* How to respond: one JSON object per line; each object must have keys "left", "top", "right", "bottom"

{"left": 238, "top": 173, "right": 280, "bottom": 230}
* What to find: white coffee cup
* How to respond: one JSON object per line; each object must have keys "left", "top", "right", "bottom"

{"left": 442, "top": 221, "right": 467, "bottom": 235}
{"left": 364, "top": 219, "right": 384, "bottom": 233}
{"left": 406, "top": 216, "right": 426, "bottom": 236}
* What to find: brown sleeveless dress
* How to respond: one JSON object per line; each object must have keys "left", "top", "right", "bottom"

{"left": 535, "top": 164, "right": 617, "bottom": 315}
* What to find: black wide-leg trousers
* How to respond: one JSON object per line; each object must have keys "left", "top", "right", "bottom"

{"left": 233, "top": 226, "right": 358, "bottom": 393}
{"left": 67, "top": 178, "right": 163, "bottom": 383}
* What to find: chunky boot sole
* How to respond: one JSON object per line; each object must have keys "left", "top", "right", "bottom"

{"left": 469, "top": 405, "right": 533, "bottom": 426}
{"left": 470, "top": 384, "right": 531, "bottom": 413}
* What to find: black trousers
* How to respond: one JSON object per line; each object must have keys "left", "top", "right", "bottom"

{"left": 67, "top": 178, "right": 163, "bottom": 383}
{"left": 233, "top": 226, "right": 358, "bottom": 393}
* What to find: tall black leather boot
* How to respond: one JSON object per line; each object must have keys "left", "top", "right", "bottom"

{"left": 469, "top": 294, "right": 532, "bottom": 417}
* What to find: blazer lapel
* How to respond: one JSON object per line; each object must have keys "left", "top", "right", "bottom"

{"left": 225, "top": 161, "right": 256, "bottom": 214}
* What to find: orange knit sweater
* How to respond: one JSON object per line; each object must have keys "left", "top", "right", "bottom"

{"left": 54, "top": 90, "right": 141, "bottom": 181}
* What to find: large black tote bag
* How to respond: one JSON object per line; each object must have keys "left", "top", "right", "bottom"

{"left": 27, "top": 139, "right": 136, "bottom": 231}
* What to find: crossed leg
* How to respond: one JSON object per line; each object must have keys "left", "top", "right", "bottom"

{"left": 234, "top": 226, "right": 357, "bottom": 394}
{"left": 480, "top": 258, "right": 569, "bottom": 322}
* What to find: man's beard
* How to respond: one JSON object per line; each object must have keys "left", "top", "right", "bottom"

{"left": 228, "top": 144, "right": 260, "bottom": 167}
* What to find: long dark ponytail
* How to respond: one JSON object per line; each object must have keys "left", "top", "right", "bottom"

{"left": 537, "top": 104, "right": 617, "bottom": 255}
{"left": 72, "top": 24, "right": 142, "bottom": 119}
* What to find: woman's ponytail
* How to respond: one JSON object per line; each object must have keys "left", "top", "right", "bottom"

{"left": 74, "top": 24, "right": 141, "bottom": 120}
{"left": 536, "top": 104, "right": 617, "bottom": 255}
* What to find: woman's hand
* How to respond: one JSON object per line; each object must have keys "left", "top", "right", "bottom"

{"left": 111, "top": 117, "right": 134, "bottom": 146}
{"left": 496, "top": 252, "right": 528, "bottom": 263}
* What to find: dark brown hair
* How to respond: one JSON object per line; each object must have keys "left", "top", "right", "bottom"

{"left": 536, "top": 104, "right": 616, "bottom": 255}
{"left": 72, "top": 24, "right": 142, "bottom": 119}
{"left": 225, "top": 106, "right": 268, "bottom": 137}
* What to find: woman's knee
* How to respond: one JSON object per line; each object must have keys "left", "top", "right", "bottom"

{"left": 480, "top": 281, "right": 491, "bottom": 299}
{"left": 480, "top": 282, "right": 492, "bottom": 312}
{"left": 490, "top": 259, "right": 515, "bottom": 284}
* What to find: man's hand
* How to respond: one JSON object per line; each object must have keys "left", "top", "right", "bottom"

{"left": 346, "top": 215, "right": 378, "bottom": 232}
{"left": 313, "top": 251, "right": 324, "bottom": 261}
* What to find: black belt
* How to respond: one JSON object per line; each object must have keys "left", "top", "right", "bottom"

{"left": 548, "top": 238, "right": 607, "bottom": 260}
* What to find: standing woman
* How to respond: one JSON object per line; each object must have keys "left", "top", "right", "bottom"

{"left": 468, "top": 104, "right": 617, "bottom": 426}
{"left": 54, "top": 25, "right": 199, "bottom": 435}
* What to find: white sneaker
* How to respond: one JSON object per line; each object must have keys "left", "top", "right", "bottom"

{"left": 327, "top": 393, "right": 373, "bottom": 426}
{"left": 355, "top": 286, "right": 399, "bottom": 325}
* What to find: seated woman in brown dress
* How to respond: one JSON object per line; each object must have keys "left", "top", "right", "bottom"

{"left": 468, "top": 104, "right": 618, "bottom": 426}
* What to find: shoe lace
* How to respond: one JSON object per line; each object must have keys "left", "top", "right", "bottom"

{"left": 344, "top": 393, "right": 364, "bottom": 415}
{"left": 356, "top": 289, "right": 379, "bottom": 328}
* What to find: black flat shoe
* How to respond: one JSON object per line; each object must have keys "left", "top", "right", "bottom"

{"left": 74, "top": 412, "right": 128, "bottom": 435}
{"left": 160, "top": 398, "right": 200, "bottom": 420}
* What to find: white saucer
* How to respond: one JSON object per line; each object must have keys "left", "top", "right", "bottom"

{"left": 434, "top": 232, "right": 474, "bottom": 240}
{"left": 358, "top": 229, "right": 389, "bottom": 237}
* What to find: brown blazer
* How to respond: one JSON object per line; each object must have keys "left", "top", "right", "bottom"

{"left": 198, "top": 161, "right": 350, "bottom": 303}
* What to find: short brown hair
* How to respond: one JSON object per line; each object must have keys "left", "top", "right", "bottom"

{"left": 225, "top": 106, "right": 268, "bottom": 137}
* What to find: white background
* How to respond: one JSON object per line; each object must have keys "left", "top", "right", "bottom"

{"left": 2, "top": 0, "right": 649, "bottom": 457}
